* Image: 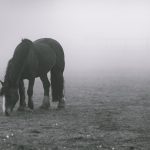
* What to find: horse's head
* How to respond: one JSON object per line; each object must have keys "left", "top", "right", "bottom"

{"left": 0, "top": 80, "right": 19, "bottom": 116}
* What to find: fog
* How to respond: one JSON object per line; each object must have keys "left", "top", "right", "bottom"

{"left": 0, "top": 0, "right": 150, "bottom": 79}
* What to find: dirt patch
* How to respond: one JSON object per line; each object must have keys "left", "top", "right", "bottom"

{"left": 0, "top": 75, "right": 150, "bottom": 149}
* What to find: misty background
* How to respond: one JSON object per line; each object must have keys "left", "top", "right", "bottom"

{"left": 0, "top": 0, "right": 150, "bottom": 80}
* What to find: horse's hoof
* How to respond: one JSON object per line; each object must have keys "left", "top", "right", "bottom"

{"left": 25, "top": 107, "right": 33, "bottom": 112}
{"left": 40, "top": 96, "right": 50, "bottom": 110}
{"left": 39, "top": 102, "right": 50, "bottom": 110}
{"left": 39, "top": 105, "right": 50, "bottom": 110}
{"left": 52, "top": 99, "right": 59, "bottom": 102}
{"left": 57, "top": 101, "right": 65, "bottom": 109}
{"left": 28, "top": 102, "right": 34, "bottom": 110}
{"left": 17, "top": 106, "right": 26, "bottom": 111}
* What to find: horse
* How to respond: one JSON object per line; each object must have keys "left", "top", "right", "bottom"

{"left": 0, "top": 38, "right": 65, "bottom": 116}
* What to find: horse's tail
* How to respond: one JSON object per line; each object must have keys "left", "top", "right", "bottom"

{"left": 51, "top": 66, "right": 64, "bottom": 102}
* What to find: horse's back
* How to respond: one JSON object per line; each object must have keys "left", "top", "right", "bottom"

{"left": 34, "top": 38, "right": 64, "bottom": 56}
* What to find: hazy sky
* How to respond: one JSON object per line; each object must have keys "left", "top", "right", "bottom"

{"left": 0, "top": 0, "right": 150, "bottom": 77}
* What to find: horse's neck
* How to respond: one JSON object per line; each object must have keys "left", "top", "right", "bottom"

{"left": 9, "top": 60, "right": 25, "bottom": 85}
{"left": 4, "top": 61, "right": 19, "bottom": 87}
{"left": 6, "top": 50, "right": 30, "bottom": 86}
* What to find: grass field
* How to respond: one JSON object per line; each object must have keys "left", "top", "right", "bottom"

{"left": 0, "top": 73, "right": 150, "bottom": 150}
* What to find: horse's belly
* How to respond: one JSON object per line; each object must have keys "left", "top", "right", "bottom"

{"left": 21, "top": 44, "right": 56, "bottom": 79}
{"left": 22, "top": 60, "right": 55, "bottom": 79}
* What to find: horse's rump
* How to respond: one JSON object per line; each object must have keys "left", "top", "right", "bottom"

{"left": 33, "top": 38, "right": 65, "bottom": 73}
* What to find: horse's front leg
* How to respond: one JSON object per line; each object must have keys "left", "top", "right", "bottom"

{"left": 18, "top": 80, "right": 26, "bottom": 111}
{"left": 27, "top": 78, "right": 35, "bottom": 109}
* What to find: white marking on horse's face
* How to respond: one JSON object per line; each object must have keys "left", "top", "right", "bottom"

{"left": 2, "top": 96, "right": 6, "bottom": 113}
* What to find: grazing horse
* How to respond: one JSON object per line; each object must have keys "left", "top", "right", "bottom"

{"left": 0, "top": 38, "right": 65, "bottom": 116}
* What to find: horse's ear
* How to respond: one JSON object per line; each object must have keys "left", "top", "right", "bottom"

{"left": 0, "top": 80, "right": 4, "bottom": 86}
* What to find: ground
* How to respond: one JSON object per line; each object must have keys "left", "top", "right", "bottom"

{"left": 0, "top": 73, "right": 150, "bottom": 150}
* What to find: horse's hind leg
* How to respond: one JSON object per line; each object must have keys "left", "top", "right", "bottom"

{"left": 57, "top": 73, "right": 65, "bottom": 109}
{"left": 39, "top": 74, "right": 50, "bottom": 109}
{"left": 18, "top": 80, "right": 26, "bottom": 111}
{"left": 51, "top": 67, "right": 65, "bottom": 108}
{"left": 27, "top": 78, "right": 35, "bottom": 109}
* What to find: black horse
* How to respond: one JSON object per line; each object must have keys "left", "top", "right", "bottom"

{"left": 0, "top": 38, "right": 65, "bottom": 116}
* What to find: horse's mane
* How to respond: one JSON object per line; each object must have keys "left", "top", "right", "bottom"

{"left": 13, "top": 39, "right": 32, "bottom": 57}
{"left": 4, "top": 59, "right": 12, "bottom": 84}
{"left": 4, "top": 39, "right": 33, "bottom": 87}
{"left": 22, "top": 38, "right": 31, "bottom": 42}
